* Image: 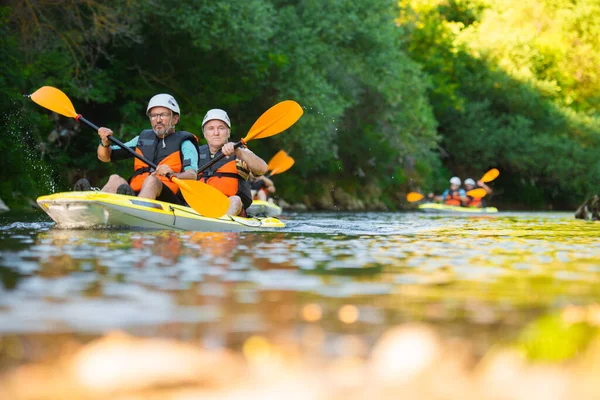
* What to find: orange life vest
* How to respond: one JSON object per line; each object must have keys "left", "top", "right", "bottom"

{"left": 125, "top": 130, "right": 199, "bottom": 194}
{"left": 444, "top": 190, "right": 463, "bottom": 206}
{"left": 197, "top": 144, "right": 252, "bottom": 208}
{"left": 466, "top": 196, "right": 483, "bottom": 207}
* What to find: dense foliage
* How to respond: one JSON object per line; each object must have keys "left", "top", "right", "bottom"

{"left": 1, "top": 0, "right": 598, "bottom": 210}
{"left": 398, "top": 0, "right": 600, "bottom": 208}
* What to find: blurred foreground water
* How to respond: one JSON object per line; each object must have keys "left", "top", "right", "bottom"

{"left": 1, "top": 210, "right": 600, "bottom": 399}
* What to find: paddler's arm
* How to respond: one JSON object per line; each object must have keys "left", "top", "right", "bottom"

{"left": 152, "top": 140, "right": 199, "bottom": 180}
{"left": 176, "top": 169, "right": 198, "bottom": 180}
{"left": 459, "top": 189, "right": 469, "bottom": 205}
{"left": 97, "top": 128, "right": 138, "bottom": 162}
{"left": 430, "top": 192, "right": 443, "bottom": 203}
{"left": 153, "top": 166, "right": 197, "bottom": 180}
{"left": 433, "top": 195, "right": 443, "bottom": 202}
{"left": 260, "top": 175, "right": 275, "bottom": 188}
{"left": 222, "top": 142, "right": 267, "bottom": 176}
{"left": 477, "top": 180, "right": 493, "bottom": 194}
{"left": 97, "top": 127, "right": 114, "bottom": 162}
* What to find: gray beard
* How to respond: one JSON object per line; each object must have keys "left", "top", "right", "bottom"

{"left": 153, "top": 126, "right": 173, "bottom": 138}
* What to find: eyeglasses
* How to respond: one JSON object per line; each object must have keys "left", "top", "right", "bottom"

{"left": 149, "top": 112, "right": 171, "bottom": 120}
{"left": 204, "top": 126, "right": 229, "bottom": 133}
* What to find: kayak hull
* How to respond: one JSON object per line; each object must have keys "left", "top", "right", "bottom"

{"left": 246, "top": 200, "right": 282, "bottom": 217}
{"left": 418, "top": 202, "right": 498, "bottom": 214}
{"left": 37, "top": 192, "right": 285, "bottom": 231}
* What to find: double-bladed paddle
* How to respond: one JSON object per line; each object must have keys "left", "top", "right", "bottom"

{"left": 197, "top": 101, "right": 303, "bottom": 174}
{"left": 267, "top": 150, "right": 289, "bottom": 171}
{"left": 266, "top": 150, "right": 295, "bottom": 177}
{"left": 465, "top": 188, "right": 487, "bottom": 198}
{"left": 465, "top": 169, "right": 500, "bottom": 198}
{"left": 30, "top": 86, "right": 231, "bottom": 218}
{"left": 480, "top": 168, "right": 499, "bottom": 183}
{"left": 406, "top": 192, "right": 426, "bottom": 203}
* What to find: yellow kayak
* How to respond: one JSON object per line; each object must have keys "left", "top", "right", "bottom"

{"left": 246, "top": 200, "right": 282, "bottom": 217}
{"left": 37, "top": 191, "right": 285, "bottom": 231}
{"left": 418, "top": 202, "right": 498, "bottom": 214}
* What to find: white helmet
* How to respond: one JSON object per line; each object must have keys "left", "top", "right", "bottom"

{"left": 449, "top": 176, "right": 461, "bottom": 185}
{"left": 202, "top": 109, "right": 231, "bottom": 128}
{"left": 146, "top": 94, "right": 180, "bottom": 115}
{"left": 464, "top": 178, "right": 476, "bottom": 186}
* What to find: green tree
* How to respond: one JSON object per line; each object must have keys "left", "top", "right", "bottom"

{"left": 397, "top": 0, "right": 600, "bottom": 208}
{"left": 3, "top": 0, "right": 440, "bottom": 209}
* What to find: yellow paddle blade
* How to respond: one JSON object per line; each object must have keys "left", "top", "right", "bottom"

{"left": 30, "top": 86, "right": 78, "bottom": 118}
{"left": 245, "top": 100, "right": 303, "bottom": 142}
{"left": 267, "top": 150, "right": 289, "bottom": 170}
{"left": 407, "top": 192, "right": 424, "bottom": 202}
{"left": 270, "top": 156, "right": 295, "bottom": 176}
{"left": 173, "top": 178, "right": 230, "bottom": 218}
{"left": 480, "top": 168, "right": 499, "bottom": 183}
{"left": 466, "top": 188, "right": 487, "bottom": 198}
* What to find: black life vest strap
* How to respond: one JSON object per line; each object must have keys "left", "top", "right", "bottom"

{"left": 131, "top": 166, "right": 153, "bottom": 178}
{"left": 199, "top": 171, "right": 240, "bottom": 182}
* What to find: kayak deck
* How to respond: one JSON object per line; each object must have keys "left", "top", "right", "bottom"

{"left": 37, "top": 191, "right": 285, "bottom": 231}
{"left": 418, "top": 202, "right": 498, "bottom": 214}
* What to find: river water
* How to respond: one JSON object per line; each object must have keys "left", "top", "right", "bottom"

{"left": 1, "top": 210, "right": 600, "bottom": 398}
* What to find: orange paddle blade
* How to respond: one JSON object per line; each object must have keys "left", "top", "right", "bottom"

{"left": 174, "top": 178, "right": 230, "bottom": 218}
{"left": 407, "top": 192, "right": 425, "bottom": 202}
{"left": 480, "top": 168, "right": 499, "bottom": 183}
{"left": 245, "top": 100, "right": 303, "bottom": 142}
{"left": 30, "top": 86, "right": 78, "bottom": 118}
{"left": 270, "top": 156, "right": 295, "bottom": 176}
{"left": 267, "top": 150, "right": 289, "bottom": 170}
{"left": 466, "top": 188, "right": 487, "bottom": 198}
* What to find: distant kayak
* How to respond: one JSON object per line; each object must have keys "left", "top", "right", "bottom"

{"left": 246, "top": 200, "right": 282, "bottom": 217}
{"left": 418, "top": 202, "right": 498, "bottom": 214}
{"left": 37, "top": 192, "right": 285, "bottom": 231}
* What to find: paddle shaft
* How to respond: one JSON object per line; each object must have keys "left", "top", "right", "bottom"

{"left": 264, "top": 169, "right": 285, "bottom": 178}
{"left": 78, "top": 114, "right": 174, "bottom": 178}
{"left": 197, "top": 140, "right": 245, "bottom": 174}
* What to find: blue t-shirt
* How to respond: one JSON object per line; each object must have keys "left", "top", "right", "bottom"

{"left": 110, "top": 136, "right": 199, "bottom": 172}
{"left": 441, "top": 188, "right": 466, "bottom": 198}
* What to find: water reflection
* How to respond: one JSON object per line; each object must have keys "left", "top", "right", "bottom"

{"left": 0, "top": 212, "right": 599, "bottom": 378}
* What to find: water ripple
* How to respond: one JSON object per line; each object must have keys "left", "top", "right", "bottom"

{"left": 0, "top": 211, "right": 599, "bottom": 337}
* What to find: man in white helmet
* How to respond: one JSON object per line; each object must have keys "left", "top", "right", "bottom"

{"left": 92, "top": 94, "right": 200, "bottom": 204}
{"left": 197, "top": 109, "right": 268, "bottom": 216}
{"left": 463, "top": 177, "right": 492, "bottom": 207}
{"left": 428, "top": 176, "right": 468, "bottom": 206}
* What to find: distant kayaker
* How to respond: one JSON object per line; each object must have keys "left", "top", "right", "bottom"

{"left": 250, "top": 173, "right": 276, "bottom": 202}
{"left": 428, "top": 176, "right": 468, "bottom": 206}
{"left": 198, "top": 109, "right": 268, "bottom": 216}
{"left": 463, "top": 178, "right": 493, "bottom": 208}
{"left": 83, "top": 94, "right": 200, "bottom": 204}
